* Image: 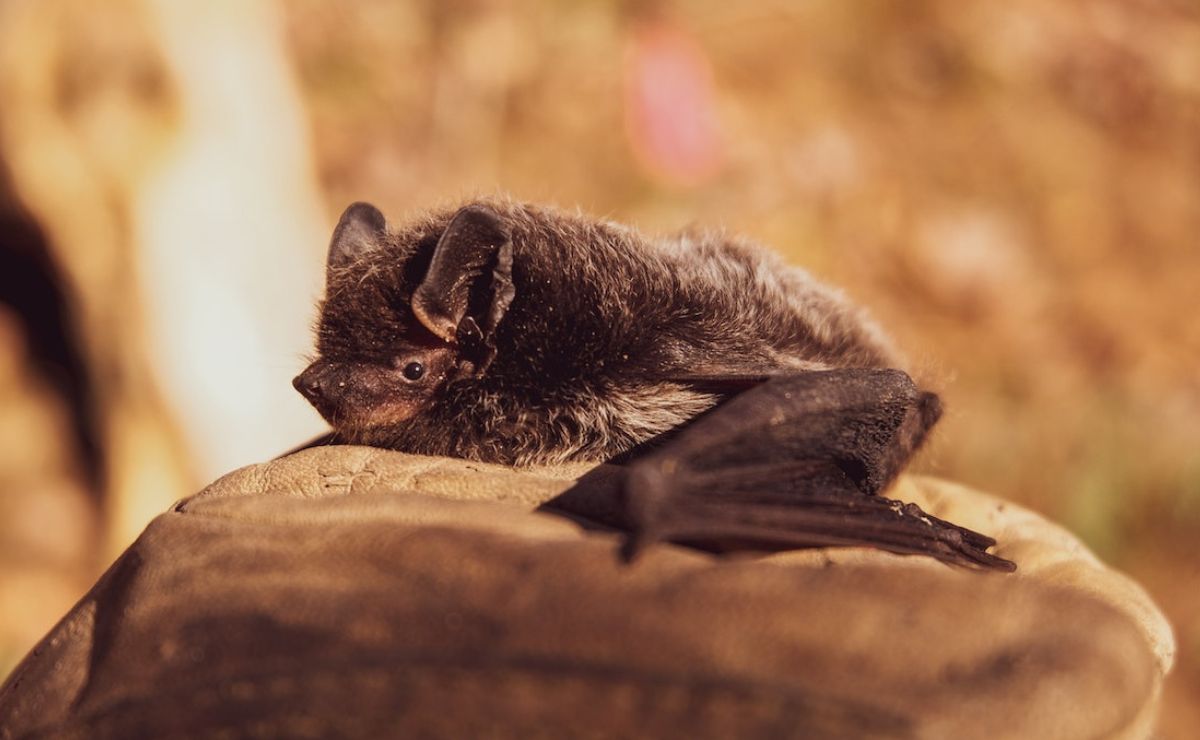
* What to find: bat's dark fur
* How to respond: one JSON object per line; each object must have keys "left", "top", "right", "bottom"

{"left": 295, "top": 197, "right": 1014, "bottom": 570}
{"left": 303, "top": 198, "right": 893, "bottom": 463}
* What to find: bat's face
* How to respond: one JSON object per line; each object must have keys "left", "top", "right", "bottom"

{"left": 293, "top": 343, "right": 457, "bottom": 432}
{"left": 294, "top": 202, "right": 515, "bottom": 441}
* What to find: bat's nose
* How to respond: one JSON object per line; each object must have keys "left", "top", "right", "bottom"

{"left": 293, "top": 366, "right": 326, "bottom": 404}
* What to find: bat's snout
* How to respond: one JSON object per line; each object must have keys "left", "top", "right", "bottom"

{"left": 293, "top": 365, "right": 325, "bottom": 405}
{"left": 293, "top": 359, "right": 428, "bottom": 431}
{"left": 294, "top": 362, "right": 346, "bottom": 418}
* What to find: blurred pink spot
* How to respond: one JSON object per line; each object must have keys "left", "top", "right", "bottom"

{"left": 624, "top": 23, "right": 724, "bottom": 186}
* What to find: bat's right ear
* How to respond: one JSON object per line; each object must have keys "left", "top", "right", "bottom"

{"left": 328, "top": 202, "right": 387, "bottom": 269}
{"left": 412, "top": 204, "right": 512, "bottom": 345}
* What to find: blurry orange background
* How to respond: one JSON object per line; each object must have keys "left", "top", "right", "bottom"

{"left": 0, "top": 0, "right": 1197, "bottom": 734}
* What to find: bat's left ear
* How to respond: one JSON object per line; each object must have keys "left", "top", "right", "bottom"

{"left": 412, "top": 204, "right": 515, "bottom": 356}
{"left": 328, "top": 202, "right": 387, "bottom": 270}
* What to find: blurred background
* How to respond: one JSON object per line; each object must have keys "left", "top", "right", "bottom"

{"left": 0, "top": 0, "right": 1197, "bottom": 733}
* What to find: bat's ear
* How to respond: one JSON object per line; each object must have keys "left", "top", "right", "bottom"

{"left": 328, "top": 202, "right": 387, "bottom": 269}
{"left": 412, "top": 204, "right": 514, "bottom": 350}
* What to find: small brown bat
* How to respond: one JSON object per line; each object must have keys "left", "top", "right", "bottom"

{"left": 294, "top": 198, "right": 1014, "bottom": 570}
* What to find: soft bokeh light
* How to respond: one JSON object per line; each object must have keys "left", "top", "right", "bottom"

{"left": 0, "top": 0, "right": 1197, "bottom": 732}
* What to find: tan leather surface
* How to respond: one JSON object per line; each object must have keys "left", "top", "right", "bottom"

{"left": 0, "top": 446, "right": 1174, "bottom": 738}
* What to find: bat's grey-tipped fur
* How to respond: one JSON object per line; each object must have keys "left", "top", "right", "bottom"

{"left": 295, "top": 197, "right": 1014, "bottom": 570}
{"left": 300, "top": 197, "right": 894, "bottom": 465}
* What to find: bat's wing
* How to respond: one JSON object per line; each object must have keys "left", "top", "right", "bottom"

{"left": 624, "top": 368, "right": 1015, "bottom": 571}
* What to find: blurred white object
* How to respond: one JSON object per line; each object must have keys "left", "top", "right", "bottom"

{"left": 0, "top": 0, "right": 329, "bottom": 554}
{"left": 138, "top": 0, "right": 328, "bottom": 480}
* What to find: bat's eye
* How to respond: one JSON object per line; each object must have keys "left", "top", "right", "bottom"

{"left": 402, "top": 361, "right": 425, "bottom": 381}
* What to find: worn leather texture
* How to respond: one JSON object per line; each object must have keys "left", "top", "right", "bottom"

{"left": 0, "top": 446, "right": 1174, "bottom": 739}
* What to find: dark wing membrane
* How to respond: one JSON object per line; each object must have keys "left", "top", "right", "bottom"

{"left": 622, "top": 369, "right": 1015, "bottom": 571}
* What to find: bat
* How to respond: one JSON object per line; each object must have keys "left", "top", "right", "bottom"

{"left": 293, "top": 198, "right": 1015, "bottom": 571}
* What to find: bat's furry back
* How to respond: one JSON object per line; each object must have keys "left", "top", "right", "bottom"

{"left": 306, "top": 197, "right": 900, "bottom": 466}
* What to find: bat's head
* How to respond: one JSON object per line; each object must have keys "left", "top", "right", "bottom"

{"left": 294, "top": 201, "right": 515, "bottom": 435}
